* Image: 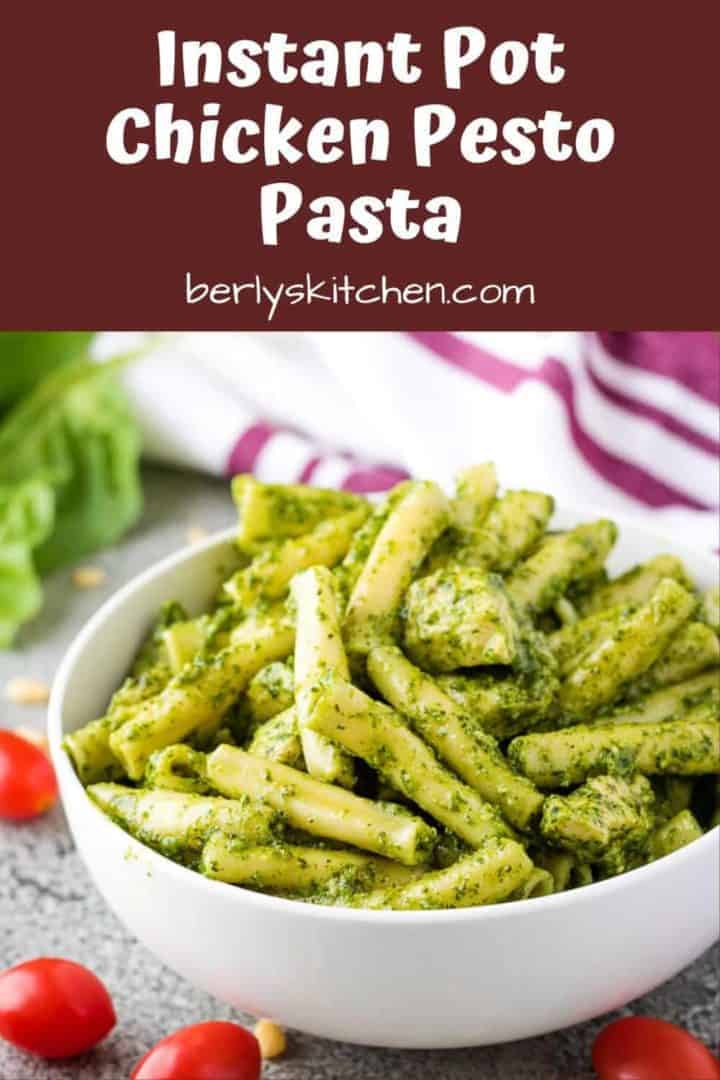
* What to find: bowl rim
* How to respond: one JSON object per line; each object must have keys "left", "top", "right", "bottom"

{"left": 48, "top": 517, "right": 720, "bottom": 927}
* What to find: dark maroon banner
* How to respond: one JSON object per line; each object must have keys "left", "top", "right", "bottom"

{"left": 0, "top": 2, "right": 716, "bottom": 328}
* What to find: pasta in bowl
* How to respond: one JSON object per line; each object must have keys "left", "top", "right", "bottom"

{"left": 49, "top": 467, "right": 719, "bottom": 1047}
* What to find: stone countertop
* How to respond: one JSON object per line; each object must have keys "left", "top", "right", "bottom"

{"left": 1, "top": 467, "right": 717, "bottom": 1080}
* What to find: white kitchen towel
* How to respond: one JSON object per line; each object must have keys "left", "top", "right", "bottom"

{"left": 96, "top": 330, "right": 720, "bottom": 549}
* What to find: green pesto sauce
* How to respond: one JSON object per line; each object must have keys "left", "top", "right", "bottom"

{"left": 71, "top": 474, "right": 719, "bottom": 909}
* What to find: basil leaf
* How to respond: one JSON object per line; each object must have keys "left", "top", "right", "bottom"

{"left": 0, "top": 480, "right": 56, "bottom": 647}
{"left": 0, "top": 359, "right": 142, "bottom": 644}
{"left": 0, "top": 332, "right": 95, "bottom": 410}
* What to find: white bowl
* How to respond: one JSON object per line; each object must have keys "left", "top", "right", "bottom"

{"left": 48, "top": 510, "right": 720, "bottom": 1048}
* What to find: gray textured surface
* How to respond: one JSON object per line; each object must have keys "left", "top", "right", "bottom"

{"left": 1, "top": 467, "right": 717, "bottom": 1080}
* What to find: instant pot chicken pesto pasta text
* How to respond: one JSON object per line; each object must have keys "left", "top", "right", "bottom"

{"left": 64, "top": 467, "right": 720, "bottom": 910}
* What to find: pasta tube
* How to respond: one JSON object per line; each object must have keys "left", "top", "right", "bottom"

{"left": 540, "top": 774, "right": 655, "bottom": 860}
{"left": 68, "top": 466, "right": 720, "bottom": 911}
{"left": 291, "top": 566, "right": 355, "bottom": 787}
{"left": 200, "top": 834, "right": 422, "bottom": 894}
{"left": 427, "top": 463, "right": 498, "bottom": 568}
{"left": 162, "top": 618, "right": 207, "bottom": 674}
{"left": 243, "top": 660, "right": 295, "bottom": 724}
{"left": 224, "top": 506, "right": 369, "bottom": 607}
{"left": 145, "top": 744, "right": 209, "bottom": 794}
{"left": 356, "top": 838, "right": 533, "bottom": 910}
{"left": 307, "top": 676, "right": 512, "bottom": 848}
{"left": 533, "top": 850, "right": 593, "bottom": 892}
{"left": 650, "top": 809, "right": 703, "bottom": 859}
{"left": 626, "top": 622, "right": 719, "bottom": 698}
{"left": 559, "top": 578, "right": 697, "bottom": 715}
{"left": 402, "top": 569, "right": 520, "bottom": 671}
{"left": 64, "top": 716, "right": 126, "bottom": 787}
{"left": 334, "top": 482, "right": 411, "bottom": 607}
{"left": 88, "top": 783, "right": 278, "bottom": 857}
{"left": 573, "top": 862, "right": 594, "bottom": 887}
{"left": 553, "top": 596, "right": 579, "bottom": 627}
{"left": 507, "top": 520, "right": 618, "bottom": 613}
{"left": 652, "top": 776, "right": 694, "bottom": 822}
{"left": 701, "top": 586, "right": 719, "bottom": 631}
{"left": 508, "top": 709, "right": 720, "bottom": 789}
{"left": 548, "top": 604, "right": 632, "bottom": 676}
{"left": 64, "top": 605, "right": 181, "bottom": 784}
{"left": 578, "top": 554, "right": 692, "bottom": 615}
{"left": 110, "top": 612, "right": 294, "bottom": 780}
{"left": 601, "top": 670, "right": 719, "bottom": 726}
{"left": 125, "top": 600, "right": 187, "bottom": 679}
{"left": 508, "top": 866, "right": 556, "bottom": 900}
{"left": 428, "top": 490, "right": 553, "bottom": 574}
{"left": 247, "top": 707, "right": 304, "bottom": 767}
{"left": 232, "top": 474, "right": 366, "bottom": 545}
{"left": 451, "top": 462, "right": 497, "bottom": 532}
{"left": 205, "top": 745, "right": 436, "bottom": 866}
{"left": 367, "top": 645, "right": 544, "bottom": 831}
{"left": 343, "top": 480, "right": 449, "bottom": 658}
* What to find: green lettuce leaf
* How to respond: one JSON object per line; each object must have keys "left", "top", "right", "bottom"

{"left": 0, "top": 359, "right": 143, "bottom": 645}
{"left": 0, "top": 332, "right": 95, "bottom": 410}
{"left": 0, "top": 480, "right": 56, "bottom": 647}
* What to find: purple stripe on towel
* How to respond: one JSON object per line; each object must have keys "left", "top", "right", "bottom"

{"left": 412, "top": 332, "right": 712, "bottom": 511}
{"left": 226, "top": 425, "right": 407, "bottom": 495}
{"left": 342, "top": 465, "right": 410, "bottom": 493}
{"left": 298, "top": 456, "right": 321, "bottom": 483}
{"left": 585, "top": 358, "right": 719, "bottom": 458}
{"left": 226, "top": 422, "right": 276, "bottom": 475}
{"left": 598, "top": 332, "right": 720, "bottom": 406}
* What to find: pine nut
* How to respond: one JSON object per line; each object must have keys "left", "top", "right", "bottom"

{"left": 5, "top": 678, "right": 51, "bottom": 705}
{"left": 186, "top": 526, "right": 209, "bottom": 545}
{"left": 254, "top": 1017, "right": 287, "bottom": 1059}
{"left": 72, "top": 566, "right": 107, "bottom": 589}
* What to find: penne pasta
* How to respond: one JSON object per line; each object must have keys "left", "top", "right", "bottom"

{"left": 558, "top": 579, "right": 697, "bottom": 716}
{"left": 205, "top": 745, "right": 437, "bottom": 866}
{"left": 355, "top": 838, "right": 533, "bottom": 910}
{"left": 69, "top": 466, "right": 718, "bottom": 909}
{"left": 650, "top": 809, "right": 704, "bottom": 860}
{"left": 88, "top": 783, "right": 278, "bottom": 858}
{"left": 233, "top": 474, "right": 366, "bottom": 545}
{"left": 625, "top": 622, "right": 719, "bottom": 698}
{"left": 110, "top": 611, "right": 294, "bottom": 780}
{"left": 548, "top": 604, "right": 632, "bottom": 675}
{"left": 428, "top": 489, "right": 553, "bottom": 574}
{"left": 509, "top": 708, "right": 719, "bottom": 789}
{"left": 200, "top": 833, "right": 423, "bottom": 894}
{"left": 307, "top": 676, "right": 512, "bottom": 849}
{"left": 145, "top": 744, "right": 210, "bottom": 794}
{"left": 225, "top": 506, "right": 370, "bottom": 608}
{"left": 343, "top": 480, "right": 449, "bottom": 659}
{"left": 451, "top": 462, "right": 498, "bottom": 533}
{"left": 63, "top": 604, "right": 182, "bottom": 784}
{"left": 367, "top": 645, "right": 544, "bottom": 831}
{"left": 600, "top": 671, "right": 719, "bottom": 726}
{"left": 507, "top": 520, "right": 618, "bottom": 614}
{"left": 577, "top": 554, "right": 692, "bottom": 615}
{"left": 291, "top": 565, "right": 356, "bottom": 787}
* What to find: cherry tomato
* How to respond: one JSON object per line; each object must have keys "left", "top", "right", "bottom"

{"left": 131, "top": 1021, "right": 261, "bottom": 1080}
{"left": 0, "top": 958, "right": 116, "bottom": 1059}
{"left": 0, "top": 730, "right": 58, "bottom": 820}
{"left": 593, "top": 1016, "right": 720, "bottom": 1080}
